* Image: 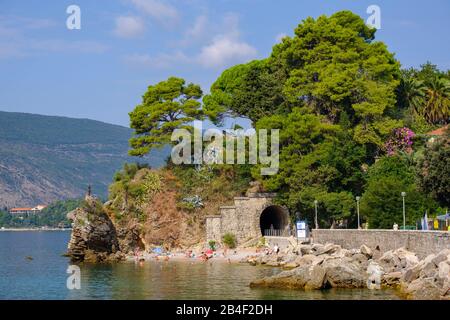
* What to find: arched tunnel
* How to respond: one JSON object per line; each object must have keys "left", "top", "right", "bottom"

{"left": 259, "top": 205, "right": 290, "bottom": 236}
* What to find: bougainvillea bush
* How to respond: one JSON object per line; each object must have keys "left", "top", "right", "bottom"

{"left": 384, "top": 127, "right": 416, "bottom": 155}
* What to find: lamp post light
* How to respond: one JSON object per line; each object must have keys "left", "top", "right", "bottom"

{"left": 314, "top": 200, "right": 318, "bottom": 229}
{"left": 356, "top": 196, "right": 361, "bottom": 229}
{"left": 401, "top": 192, "right": 406, "bottom": 230}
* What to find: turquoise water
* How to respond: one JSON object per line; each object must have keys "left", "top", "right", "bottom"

{"left": 0, "top": 231, "right": 400, "bottom": 300}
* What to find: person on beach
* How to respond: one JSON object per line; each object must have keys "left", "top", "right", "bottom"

{"left": 273, "top": 244, "right": 279, "bottom": 255}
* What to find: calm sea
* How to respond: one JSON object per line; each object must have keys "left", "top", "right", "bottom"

{"left": 0, "top": 231, "right": 400, "bottom": 300}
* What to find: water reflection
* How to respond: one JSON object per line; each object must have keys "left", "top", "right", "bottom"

{"left": 69, "top": 260, "right": 400, "bottom": 300}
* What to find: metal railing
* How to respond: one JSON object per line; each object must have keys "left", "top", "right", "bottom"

{"left": 263, "top": 229, "right": 291, "bottom": 237}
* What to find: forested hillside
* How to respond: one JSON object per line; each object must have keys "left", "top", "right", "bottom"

{"left": 0, "top": 111, "right": 168, "bottom": 207}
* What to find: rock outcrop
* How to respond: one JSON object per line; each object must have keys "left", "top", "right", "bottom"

{"left": 247, "top": 242, "right": 450, "bottom": 300}
{"left": 66, "top": 196, "right": 124, "bottom": 263}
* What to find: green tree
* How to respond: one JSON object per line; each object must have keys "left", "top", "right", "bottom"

{"left": 417, "top": 132, "right": 450, "bottom": 207}
{"left": 360, "top": 156, "right": 435, "bottom": 229}
{"left": 281, "top": 11, "right": 401, "bottom": 147}
{"left": 203, "top": 59, "right": 288, "bottom": 125}
{"left": 397, "top": 75, "right": 426, "bottom": 115}
{"left": 205, "top": 11, "right": 401, "bottom": 149}
{"left": 129, "top": 77, "right": 203, "bottom": 156}
{"left": 398, "top": 62, "right": 450, "bottom": 127}
{"left": 252, "top": 108, "right": 367, "bottom": 226}
{"left": 422, "top": 77, "right": 450, "bottom": 124}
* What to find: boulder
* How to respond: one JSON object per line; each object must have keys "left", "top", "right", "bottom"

{"left": 378, "top": 250, "right": 395, "bottom": 270}
{"left": 360, "top": 245, "right": 373, "bottom": 258}
{"left": 305, "top": 265, "right": 327, "bottom": 290}
{"left": 283, "top": 262, "right": 298, "bottom": 269}
{"left": 395, "top": 248, "right": 419, "bottom": 269}
{"left": 281, "top": 253, "right": 297, "bottom": 264}
{"left": 420, "top": 260, "right": 438, "bottom": 278}
{"left": 438, "top": 261, "right": 450, "bottom": 281}
{"left": 311, "top": 255, "right": 327, "bottom": 266}
{"left": 314, "top": 243, "right": 341, "bottom": 256}
{"left": 432, "top": 249, "right": 450, "bottom": 266}
{"left": 323, "top": 258, "right": 367, "bottom": 288}
{"left": 352, "top": 253, "right": 369, "bottom": 267}
{"left": 402, "top": 264, "right": 422, "bottom": 283}
{"left": 249, "top": 265, "right": 311, "bottom": 289}
{"left": 404, "top": 278, "right": 442, "bottom": 300}
{"left": 383, "top": 272, "right": 402, "bottom": 286}
{"left": 441, "top": 279, "right": 450, "bottom": 298}
{"left": 332, "top": 248, "right": 349, "bottom": 259}
{"left": 372, "top": 246, "right": 382, "bottom": 260}
{"left": 295, "top": 254, "right": 319, "bottom": 267}
{"left": 266, "top": 260, "right": 280, "bottom": 267}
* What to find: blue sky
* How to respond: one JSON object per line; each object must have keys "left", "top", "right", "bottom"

{"left": 0, "top": 0, "right": 449, "bottom": 127}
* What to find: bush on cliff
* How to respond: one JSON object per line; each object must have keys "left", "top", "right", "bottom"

{"left": 222, "top": 233, "right": 237, "bottom": 249}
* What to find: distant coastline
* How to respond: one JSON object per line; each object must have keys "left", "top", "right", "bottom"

{"left": 0, "top": 227, "right": 71, "bottom": 232}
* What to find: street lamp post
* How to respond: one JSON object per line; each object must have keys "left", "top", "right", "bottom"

{"left": 314, "top": 200, "right": 318, "bottom": 229}
{"left": 401, "top": 192, "right": 406, "bottom": 230}
{"left": 356, "top": 196, "right": 361, "bottom": 229}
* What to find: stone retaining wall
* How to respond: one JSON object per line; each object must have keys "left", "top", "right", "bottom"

{"left": 205, "top": 193, "right": 288, "bottom": 244}
{"left": 312, "top": 229, "right": 450, "bottom": 258}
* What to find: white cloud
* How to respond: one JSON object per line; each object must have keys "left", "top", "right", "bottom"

{"left": 0, "top": 38, "right": 108, "bottom": 59}
{"left": 114, "top": 16, "right": 145, "bottom": 38}
{"left": 123, "top": 12, "right": 257, "bottom": 69}
{"left": 30, "top": 40, "right": 109, "bottom": 54}
{"left": 196, "top": 13, "right": 257, "bottom": 68}
{"left": 0, "top": 15, "right": 56, "bottom": 30}
{"left": 197, "top": 36, "right": 257, "bottom": 68}
{"left": 124, "top": 51, "right": 189, "bottom": 68}
{"left": 275, "top": 33, "right": 288, "bottom": 42}
{"left": 129, "top": 0, "right": 179, "bottom": 26}
{"left": 0, "top": 16, "right": 107, "bottom": 59}
{"left": 186, "top": 15, "right": 208, "bottom": 39}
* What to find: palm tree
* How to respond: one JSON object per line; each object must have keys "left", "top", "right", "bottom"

{"left": 398, "top": 76, "right": 427, "bottom": 113}
{"left": 423, "top": 77, "right": 450, "bottom": 124}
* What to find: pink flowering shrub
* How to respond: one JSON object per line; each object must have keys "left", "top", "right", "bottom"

{"left": 384, "top": 127, "right": 415, "bottom": 155}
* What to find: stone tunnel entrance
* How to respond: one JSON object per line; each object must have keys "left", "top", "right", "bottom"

{"left": 260, "top": 205, "right": 290, "bottom": 237}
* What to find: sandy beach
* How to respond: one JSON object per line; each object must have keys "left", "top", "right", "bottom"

{"left": 126, "top": 247, "right": 260, "bottom": 264}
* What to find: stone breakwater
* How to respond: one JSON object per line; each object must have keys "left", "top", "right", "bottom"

{"left": 245, "top": 243, "right": 450, "bottom": 300}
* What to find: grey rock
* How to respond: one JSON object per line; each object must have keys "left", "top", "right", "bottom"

{"left": 305, "top": 265, "right": 327, "bottom": 290}
{"left": 323, "top": 258, "right": 367, "bottom": 288}
{"left": 360, "top": 245, "right": 373, "bottom": 258}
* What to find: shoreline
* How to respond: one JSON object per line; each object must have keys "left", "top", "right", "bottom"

{"left": 0, "top": 227, "right": 72, "bottom": 232}
{"left": 124, "top": 248, "right": 258, "bottom": 265}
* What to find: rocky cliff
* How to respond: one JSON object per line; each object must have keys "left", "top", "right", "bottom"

{"left": 65, "top": 163, "right": 252, "bottom": 261}
{"left": 67, "top": 196, "right": 124, "bottom": 263}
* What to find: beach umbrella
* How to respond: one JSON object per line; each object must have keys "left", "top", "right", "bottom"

{"left": 153, "top": 247, "right": 163, "bottom": 254}
{"left": 421, "top": 211, "right": 428, "bottom": 230}
{"left": 436, "top": 213, "right": 450, "bottom": 221}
